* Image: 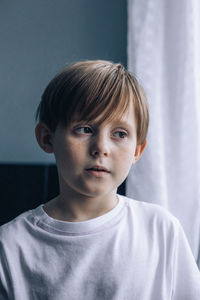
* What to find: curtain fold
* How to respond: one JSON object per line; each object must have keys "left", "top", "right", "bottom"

{"left": 127, "top": 0, "right": 200, "bottom": 266}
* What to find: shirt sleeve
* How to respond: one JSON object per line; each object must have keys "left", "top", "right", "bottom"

{"left": 172, "top": 220, "right": 200, "bottom": 299}
{"left": 0, "top": 279, "right": 9, "bottom": 300}
{"left": 0, "top": 245, "right": 10, "bottom": 300}
{"left": 0, "top": 229, "right": 15, "bottom": 300}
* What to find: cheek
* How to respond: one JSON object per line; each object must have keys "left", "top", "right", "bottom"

{"left": 118, "top": 144, "right": 135, "bottom": 165}
{"left": 62, "top": 140, "right": 86, "bottom": 167}
{"left": 112, "top": 148, "right": 134, "bottom": 183}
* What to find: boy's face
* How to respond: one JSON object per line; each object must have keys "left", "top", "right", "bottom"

{"left": 37, "top": 101, "right": 146, "bottom": 200}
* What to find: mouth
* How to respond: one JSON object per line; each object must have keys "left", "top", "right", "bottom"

{"left": 85, "top": 165, "right": 110, "bottom": 177}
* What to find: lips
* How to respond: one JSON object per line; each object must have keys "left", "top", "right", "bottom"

{"left": 85, "top": 165, "right": 110, "bottom": 177}
{"left": 85, "top": 165, "right": 110, "bottom": 173}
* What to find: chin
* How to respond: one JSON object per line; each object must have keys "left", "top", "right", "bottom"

{"left": 79, "top": 188, "right": 112, "bottom": 199}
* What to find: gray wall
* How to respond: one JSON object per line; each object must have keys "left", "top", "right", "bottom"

{"left": 0, "top": 0, "right": 127, "bottom": 163}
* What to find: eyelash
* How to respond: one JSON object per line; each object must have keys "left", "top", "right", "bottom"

{"left": 75, "top": 126, "right": 92, "bottom": 134}
{"left": 113, "top": 131, "right": 127, "bottom": 139}
{"left": 74, "top": 126, "right": 128, "bottom": 139}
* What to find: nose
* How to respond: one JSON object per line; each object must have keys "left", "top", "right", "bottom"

{"left": 90, "top": 133, "right": 110, "bottom": 158}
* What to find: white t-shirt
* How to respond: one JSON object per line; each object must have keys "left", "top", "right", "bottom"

{"left": 0, "top": 195, "right": 200, "bottom": 300}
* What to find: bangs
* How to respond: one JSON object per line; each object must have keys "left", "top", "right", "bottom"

{"left": 71, "top": 78, "right": 131, "bottom": 126}
{"left": 60, "top": 63, "right": 132, "bottom": 127}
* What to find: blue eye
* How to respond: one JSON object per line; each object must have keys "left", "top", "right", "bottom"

{"left": 113, "top": 131, "right": 127, "bottom": 139}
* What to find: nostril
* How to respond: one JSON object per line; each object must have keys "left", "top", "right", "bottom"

{"left": 91, "top": 150, "right": 99, "bottom": 157}
{"left": 91, "top": 150, "right": 108, "bottom": 157}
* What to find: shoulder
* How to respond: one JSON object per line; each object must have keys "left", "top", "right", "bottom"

{"left": 119, "top": 194, "right": 181, "bottom": 236}
{"left": 120, "top": 194, "right": 178, "bottom": 221}
{"left": 0, "top": 208, "right": 37, "bottom": 248}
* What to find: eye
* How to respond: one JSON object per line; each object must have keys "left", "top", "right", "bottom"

{"left": 74, "top": 126, "right": 93, "bottom": 135}
{"left": 113, "top": 131, "right": 127, "bottom": 139}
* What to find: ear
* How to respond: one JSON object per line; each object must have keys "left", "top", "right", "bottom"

{"left": 133, "top": 139, "right": 147, "bottom": 164}
{"left": 35, "top": 122, "right": 54, "bottom": 153}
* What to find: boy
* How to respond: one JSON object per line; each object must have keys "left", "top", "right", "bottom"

{"left": 0, "top": 60, "right": 200, "bottom": 299}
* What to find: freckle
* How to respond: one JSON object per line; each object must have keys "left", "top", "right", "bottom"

{"left": 75, "top": 141, "right": 82, "bottom": 151}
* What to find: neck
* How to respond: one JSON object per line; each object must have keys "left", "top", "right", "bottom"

{"left": 43, "top": 190, "right": 118, "bottom": 222}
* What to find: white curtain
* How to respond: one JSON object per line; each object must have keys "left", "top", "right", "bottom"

{"left": 127, "top": 0, "right": 200, "bottom": 267}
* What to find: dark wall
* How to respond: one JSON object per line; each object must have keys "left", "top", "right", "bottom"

{"left": 0, "top": 165, "right": 125, "bottom": 225}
